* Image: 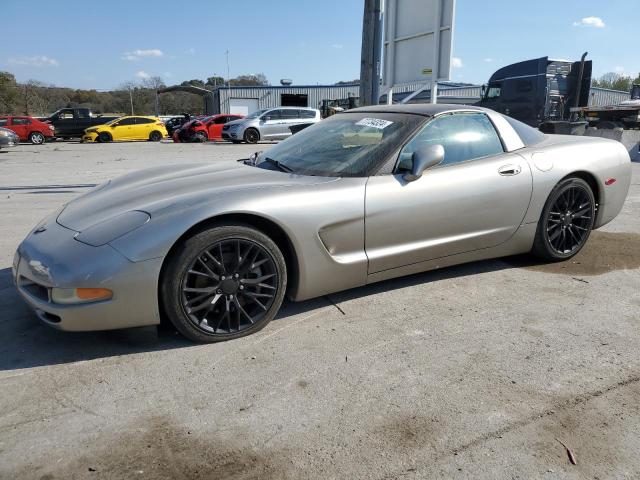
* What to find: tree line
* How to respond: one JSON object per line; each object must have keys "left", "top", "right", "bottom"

{"left": 0, "top": 72, "right": 270, "bottom": 117}
{"left": 591, "top": 71, "right": 640, "bottom": 92}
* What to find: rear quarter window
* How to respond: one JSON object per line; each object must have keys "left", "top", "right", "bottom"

{"left": 503, "top": 115, "right": 545, "bottom": 146}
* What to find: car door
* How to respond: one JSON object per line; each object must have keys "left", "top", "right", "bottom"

{"left": 259, "top": 109, "right": 284, "bottom": 139}
{"left": 133, "top": 117, "right": 154, "bottom": 140}
{"left": 10, "top": 117, "right": 30, "bottom": 141}
{"left": 54, "top": 109, "right": 76, "bottom": 136}
{"left": 278, "top": 109, "right": 301, "bottom": 138}
{"left": 365, "top": 112, "right": 532, "bottom": 273}
{"left": 110, "top": 117, "right": 135, "bottom": 140}
{"left": 208, "top": 116, "right": 227, "bottom": 140}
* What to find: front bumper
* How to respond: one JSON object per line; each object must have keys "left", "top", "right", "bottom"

{"left": 0, "top": 137, "right": 19, "bottom": 147}
{"left": 14, "top": 216, "right": 163, "bottom": 331}
{"left": 82, "top": 132, "right": 98, "bottom": 142}
{"left": 222, "top": 131, "right": 239, "bottom": 140}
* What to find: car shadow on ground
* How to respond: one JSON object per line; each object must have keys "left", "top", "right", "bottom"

{"left": 0, "top": 256, "right": 519, "bottom": 372}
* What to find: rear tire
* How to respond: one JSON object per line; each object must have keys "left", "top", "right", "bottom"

{"left": 28, "top": 132, "right": 46, "bottom": 145}
{"left": 149, "top": 130, "right": 163, "bottom": 142}
{"left": 531, "top": 177, "right": 595, "bottom": 261}
{"left": 98, "top": 132, "right": 112, "bottom": 143}
{"left": 244, "top": 128, "right": 260, "bottom": 144}
{"left": 161, "top": 224, "right": 287, "bottom": 343}
{"left": 597, "top": 121, "right": 624, "bottom": 130}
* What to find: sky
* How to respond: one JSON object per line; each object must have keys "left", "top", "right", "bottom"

{"left": 0, "top": 0, "right": 637, "bottom": 90}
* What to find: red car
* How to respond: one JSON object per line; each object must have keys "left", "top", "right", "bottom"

{"left": 173, "top": 114, "right": 244, "bottom": 142}
{"left": 0, "top": 116, "right": 55, "bottom": 144}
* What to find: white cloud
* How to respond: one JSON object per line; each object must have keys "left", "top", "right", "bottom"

{"left": 135, "top": 70, "right": 150, "bottom": 79}
{"left": 451, "top": 57, "right": 463, "bottom": 68}
{"left": 8, "top": 55, "right": 59, "bottom": 67}
{"left": 123, "top": 49, "right": 164, "bottom": 61}
{"left": 332, "top": 44, "right": 344, "bottom": 49}
{"left": 484, "top": 58, "right": 493, "bottom": 63}
{"left": 573, "top": 16, "right": 605, "bottom": 28}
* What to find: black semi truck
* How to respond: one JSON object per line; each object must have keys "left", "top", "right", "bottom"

{"left": 476, "top": 54, "right": 592, "bottom": 133}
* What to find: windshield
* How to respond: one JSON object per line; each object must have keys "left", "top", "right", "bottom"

{"left": 256, "top": 112, "right": 426, "bottom": 177}
{"left": 246, "top": 109, "right": 268, "bottom": 119}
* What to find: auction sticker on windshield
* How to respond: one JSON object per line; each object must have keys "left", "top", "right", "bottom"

{"left": 355, "top": 118, "right": 394, "bottom": 129}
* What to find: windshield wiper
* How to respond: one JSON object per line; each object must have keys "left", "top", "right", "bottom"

{"left": 261, "top": 157, "right": 294, "bottom": 173}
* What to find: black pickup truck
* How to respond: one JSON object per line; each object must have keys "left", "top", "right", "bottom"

{"left": 40, "top": 108, "right": 120, "bottom": 138}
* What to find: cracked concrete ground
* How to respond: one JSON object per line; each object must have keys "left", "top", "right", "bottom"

{"left": 0, "top": 141, "right": 639, "bottom": 479}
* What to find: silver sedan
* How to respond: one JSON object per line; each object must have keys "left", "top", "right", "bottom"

{"left": 14, "top": 105, "right": 631, "bottom": 343}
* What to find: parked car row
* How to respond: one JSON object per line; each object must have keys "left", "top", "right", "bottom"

{"left": 0, "top": 116, "right": 55, "bottom": 144}
{"left": 0, "top": 106, "right": 322, "bottom": 147}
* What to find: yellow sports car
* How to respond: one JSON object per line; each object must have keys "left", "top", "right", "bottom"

{"left": 83, "top": 116, "right": 168, "bottom": 143}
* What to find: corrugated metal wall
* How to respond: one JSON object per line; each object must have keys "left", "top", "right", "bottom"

{"left": 212, "top": 84, "right": 629, "bottom": 113}
{"left": 215, "top": 85, "right": 360, "bottom": 114}
{"left": 588, "top": 87, "right": 630, "bottom": 107}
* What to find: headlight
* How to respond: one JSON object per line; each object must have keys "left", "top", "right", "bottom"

{"left": 85, "top": 128, "right": 97, "bottom": 133}
{"left": 0, "top": 130, "right": 9, "bottom": 137}
{"left": 74, "top": 210, "right": 150, "bottom": 246}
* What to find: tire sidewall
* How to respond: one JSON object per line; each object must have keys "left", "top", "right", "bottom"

{"left": 535, "top": 177, "right": 595, "bottom": 260}
{"left": 150, "top": 131, "right": 162, "bottom": 142}
{"left": 99, "top": 132, "right": 111, "bottom": 143}
{"left": 161, "top": 224, "right": 287, "bottom": 343}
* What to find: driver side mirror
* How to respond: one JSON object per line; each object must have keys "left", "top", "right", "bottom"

{"left": 403, "top": 145, "right": 445, "bottom": 182}
{"left": 111, "top": 124, "right": 118, "bottom": 128}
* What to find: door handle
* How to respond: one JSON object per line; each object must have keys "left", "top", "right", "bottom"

{"left": 498, "top": 164, "right": 521, "bottom": 176}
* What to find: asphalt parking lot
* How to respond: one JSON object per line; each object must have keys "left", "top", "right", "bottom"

{"left": 1, "top": 141, "right": 639, "bottom": 479}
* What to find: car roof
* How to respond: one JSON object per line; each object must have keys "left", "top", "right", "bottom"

{"left": 268, "top": 106, "right": 318, "bottom": 110}
{"left": 348, "top": 103, "right": 487, "bottom": 117}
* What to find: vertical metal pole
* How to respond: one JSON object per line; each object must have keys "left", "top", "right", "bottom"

{"left": 155, "top": 90, "right": 160, "bottom": 117}
{"left": 226, "top": 50, "right": 230, "bottom": 114}
{"left": 430, "top": 0, "right": 442, "bottom": 104}
{"left": 129, "top": 88, "right": 134, "bottom": 115}
{"left": 371, "top": 0, "right": 383, "bottom": 105}
{"left": 359, "top": 1, "right": 374, "bottom": 106}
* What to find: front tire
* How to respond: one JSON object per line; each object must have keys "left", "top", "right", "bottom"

{"left": 531, "top": 177, "right": 595, "bottom": 261}
{"left": 98, "top": 132, "right": 112, "bottom": 143}
{"left": 161, "top": 224, "right": 287, "bottom": 343}
{"left": 29, "top": 132, "right": 46, "bottom": 145}
{"left": 244, "top": 128, "right": 260, "bottom": 144}
{"left": 194, "top": 131, "right": 208, "bottom": 143}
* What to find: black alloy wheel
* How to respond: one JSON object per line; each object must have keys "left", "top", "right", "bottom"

{"left": 532, "top": 177, "right": 595, "bottom": 260}
{"left": 162, "top": 225, "right": 286, "bottom": 343}
{"left": 244, "top": 128, "right": 259, "bottom": 144}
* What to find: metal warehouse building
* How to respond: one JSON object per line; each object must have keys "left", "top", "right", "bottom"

{"left": 212, "top": 84, "right": 360, "bottom": 116}
{"left": 163, "top": 82, "right": 630, "bottom": 116}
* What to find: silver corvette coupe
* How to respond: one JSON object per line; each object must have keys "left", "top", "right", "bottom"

{"left": 14, "top": 105, "right": 631, "bottom": 343}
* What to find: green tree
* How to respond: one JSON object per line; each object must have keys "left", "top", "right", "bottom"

{"left": 0, "top": 71, "right": 19, "bottom": 114}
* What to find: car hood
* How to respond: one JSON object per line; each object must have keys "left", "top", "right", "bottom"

{"left": 57, "top": 161, "right": 336, "bottom": 232}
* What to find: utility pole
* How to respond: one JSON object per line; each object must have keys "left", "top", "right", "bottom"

{"left": 359, "top": 0, "right": 383, "bottom": 106}
{"left": 129, "top": 87, "right": 134, "bottom": 115}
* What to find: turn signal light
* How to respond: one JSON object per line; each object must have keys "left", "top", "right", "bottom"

{"left": 605, "top": 178, "right": 616, "bottom": 186}
{"left": 51, "top": 287, "right": 113, "bottom": 304}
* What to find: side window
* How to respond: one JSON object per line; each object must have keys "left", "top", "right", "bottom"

{"left": 396, "top": 113, "right": 504, "bottom": 172}
{"left": 12, "top": 118, "right": 31, "bottom": 125}
{"left": 265, "top": 110, "right": 282, "bottom": 120}
{"left": 0, "top": 118, "right": 7, "bottom": 126}
{"left": 299, "top": 109, "right": 316, "bottom": 118}
{"left": 486, "top": 84, "right": 502, "bottom": 99}
{"left": 135, "top": 117, "right": 154, "bottom": 124}
{"left": 59, "top": 110, "right": 74, "bottom": 119}
{"left": 117, "top": 117, "right": 136, "bottom": 126}
{"left": 214, "top": 116, "right": 227, "bottom": 124}
{"left": 76, "top": 110, "right": 89, "bottom": 119}
{"left": 281, "top": 109, "right": 300, "bottom": 119}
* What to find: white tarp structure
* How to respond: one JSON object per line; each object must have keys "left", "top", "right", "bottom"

{"left": 383, "top": 0, "right": 456, "bottom": 103}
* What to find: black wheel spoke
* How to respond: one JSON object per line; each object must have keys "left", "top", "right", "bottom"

{"left": 544, "top": 184, "right": 593, "bottom": 256}
{"left": 180, "top": 238, "right": 278, "bottom": 335}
